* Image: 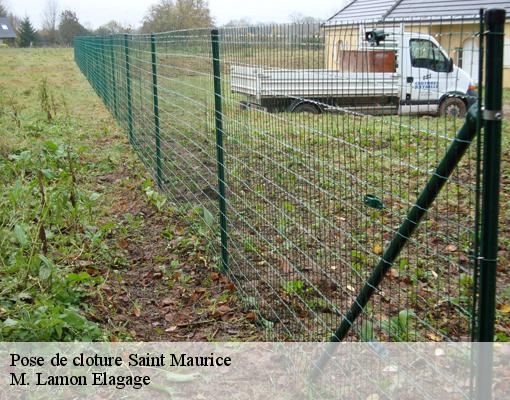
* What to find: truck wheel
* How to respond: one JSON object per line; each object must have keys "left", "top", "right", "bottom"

{"left": 439, "top": 97, "right": 466, "bottom": 118}
{"left": 290, "top": 102, "right": 322, "bottom": 114}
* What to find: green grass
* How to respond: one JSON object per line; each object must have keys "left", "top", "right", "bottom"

{"left": 0, "top": 48, "right": 261, "bottom": 342}
{"left": 100, "top": 42, "right": 510, "bottom": 341}
{"left": 0, "top": 49, "right": 111, "bottom": 340}
{"left": 0, "top": 48, "right": 163, "bottom": 341}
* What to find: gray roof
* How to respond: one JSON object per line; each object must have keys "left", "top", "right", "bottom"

{"left": 0, "top": 17, "right": 16, "bottom": 38}
{"left": 326, "top": 0, "right": 510, "bottom": 25}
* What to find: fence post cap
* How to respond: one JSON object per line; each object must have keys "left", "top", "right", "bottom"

{"left": 485, "top": 8, "right": 506, "bottom": 25}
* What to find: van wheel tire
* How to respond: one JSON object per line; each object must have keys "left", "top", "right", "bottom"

{"left": 290, "top": 102, "right": 321, "bottom": 114}
{"left": 439, "top": 97, "right": 467, "bottom": 118}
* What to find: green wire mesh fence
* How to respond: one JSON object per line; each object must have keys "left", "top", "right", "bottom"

{"left": 74, "top": 10, "right": 505, "bottom": 342}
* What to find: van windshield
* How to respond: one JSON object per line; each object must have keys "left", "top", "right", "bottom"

{"left": 410, "top": 39, "right": 450, "bottom": 72}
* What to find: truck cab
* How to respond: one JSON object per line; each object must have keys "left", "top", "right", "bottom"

{"left": 393, "top": 31, "right": 476, "bottom": 116}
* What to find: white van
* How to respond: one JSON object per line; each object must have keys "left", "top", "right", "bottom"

{"left": 231, "top": 29, "right": 477, "bottom": 117}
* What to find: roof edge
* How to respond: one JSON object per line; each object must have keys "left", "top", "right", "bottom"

{"left": 324, "top": 14, "right": 489, "bottom": 28}
{"left": 326, "top": 0, "right": 359, "bottom": 23}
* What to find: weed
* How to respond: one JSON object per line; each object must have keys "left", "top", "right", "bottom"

{"left": 38, "top": 78, "right": 57, "bottom": 122}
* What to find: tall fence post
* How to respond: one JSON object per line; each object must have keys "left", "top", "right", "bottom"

{"left": 124, "top": 34, "right": 134, "bottom": 147}
{"left": 477, "top": 7, "right": 505, "bottom": 343}
{"left": 476, "top": 8, "right": 505, "bottom": 400}
{"left": 150, "top": 33, "right": 163, "bottom": 189}
{"left": 109, "top": 36, "right": 118, "bottom": 119}
{"left": 211, "top": 29, "right": 229, "bottom": 273}
{"left": 99, "top": 36, "right": 106, "bottom": 103}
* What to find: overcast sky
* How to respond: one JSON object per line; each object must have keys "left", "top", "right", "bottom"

{"left": 5, "top": 0, "right": 344, "bottom": 30}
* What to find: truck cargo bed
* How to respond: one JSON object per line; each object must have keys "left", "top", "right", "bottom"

{"left": 231, "top": 66, "right": 402, "bottom": 100}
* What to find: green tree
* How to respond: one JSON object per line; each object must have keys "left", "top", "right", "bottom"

{"left": 17, "top": 17, "right": 38, "bottom": 47}
{"left": 141, "top": 0, "right": 213, "bottom": 33}
{"left": 57, "top": 10, "right": 87, "bottom": 46}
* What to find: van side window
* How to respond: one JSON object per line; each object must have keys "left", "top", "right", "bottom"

{"left": 410, "top": 39, "right": 449, "bottom": 72}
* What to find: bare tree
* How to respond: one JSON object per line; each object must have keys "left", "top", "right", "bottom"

{"left": 41, "top": 0, "right": 59, "bottom": 44}
{"left": 0, "top": 1, "right": 8, "bottom": 17}
{"left": 141, "top": 0, "right": 213, "bottom": 33}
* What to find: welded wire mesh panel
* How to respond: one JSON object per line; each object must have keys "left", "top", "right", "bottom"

{"left": 76, "top": 31, "right": 221, "bottom": 255}
{"left": 74, "top": 14, "right": 486, "bottom": 342}
{"left": 218, "top": 17, "right": 482, "bottom": 341}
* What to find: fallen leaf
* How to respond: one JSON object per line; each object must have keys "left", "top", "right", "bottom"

{"left": 279, "top": 258, "right": 293, "bottom": 273}
{"left": 497, "top": 304, "right": 510, "bottom": 313}
{"left": 390, "top": 268, "right": 399, "bottom": 278}
{"left": 117, "top": 238, "right": 129, "bottom": 249}
{"left": 133, "top": 307, "right": 141, "bottom": 317}
{"left": 210, "top": 272, "right": 220, "bottom": 281}
{"left": 373, "top": 244, "right": 383, "bottom": 255}
{"left": 217, "top": 305, "right": 231, "bottom": 315}
{"left": 427, "top": 332, "right": 442, "bottom": 341}
{"left": 446, "top": 244, "right": 458, "bottom": 252}
{"left": 246, "top": 312, "right": 257, "bottom": 322}
{"left": 161, "top": 298, "right": 174, "bottom": 307}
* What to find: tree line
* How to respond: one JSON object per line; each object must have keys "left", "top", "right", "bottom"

{"left": 0, "top": 0, "right": 320, "bottom": 48}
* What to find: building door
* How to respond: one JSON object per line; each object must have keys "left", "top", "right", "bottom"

{"left": 463, "top": 38, "right": 479, "bottom": 84}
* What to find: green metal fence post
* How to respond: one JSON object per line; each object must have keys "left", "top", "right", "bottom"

{"left": 309, "top": 105, "right": 480, "bottom": 381}
{"left": 150, "top": 33, "right": 163, "bottom": 189}
{"left": 477, "top": 7, "right": 505, "bottom": 343}
{"left": 99, "top": 36, "right": 106, "bottom": 103}
{"left": 109, "top": 35, "right": 118, "bottom": 119}
{"left": 124, "top": 34, "right": 134, "bottom": 147}
{"left": 211, "top": 29, "right": 229, "bottom": 273}
{"left": 476, "top": 10, "right": 505, "bottom": 399}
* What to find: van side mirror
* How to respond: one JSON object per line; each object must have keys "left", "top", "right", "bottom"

{"left": 448, "top": 58, "right": 454, "bottom": 73}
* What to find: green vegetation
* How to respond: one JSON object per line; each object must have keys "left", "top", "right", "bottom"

{"left": 0, "top": 49, "right": 127, "bottom": 340}
{"left": 0, "top": 48, "right": 259, "bottom": 342}
{"left": 2, "top": 46, "right": 508, "bottom": 343}
{"left": 17, "top": 17, "right": 38, "bottom": 47}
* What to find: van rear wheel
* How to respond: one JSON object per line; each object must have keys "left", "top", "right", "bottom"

{"left": 439, "top": 97, "right": 467, "bottom": 118}
{"left": 290, "top": 102, "right": 322, "bottom": 114}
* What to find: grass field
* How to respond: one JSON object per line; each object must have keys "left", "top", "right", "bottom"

{"left": 1, "top": 47, "right": 509, "bottom": 342}
{"left": 0, "top": 48, "right": 260, "bottom": 341}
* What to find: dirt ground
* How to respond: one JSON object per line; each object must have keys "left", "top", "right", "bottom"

{"left": 86, "top": 160, "right": 262, "bottom": 341}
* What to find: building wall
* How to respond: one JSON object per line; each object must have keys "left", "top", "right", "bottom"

{"left": 325, "top": 21, "right": 510, "bottom": 88}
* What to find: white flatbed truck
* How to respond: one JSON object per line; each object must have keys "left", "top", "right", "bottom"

{"left": 231, "top": 30, "right": 477, "bottom": 117}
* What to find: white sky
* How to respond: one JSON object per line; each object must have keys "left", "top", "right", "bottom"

{"left": 5, "top": 0, "right": 344, "bottom": 30}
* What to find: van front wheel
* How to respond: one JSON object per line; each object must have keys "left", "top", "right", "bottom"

{"left": 439, "top": 97, "right": 467, "bottom": 118}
